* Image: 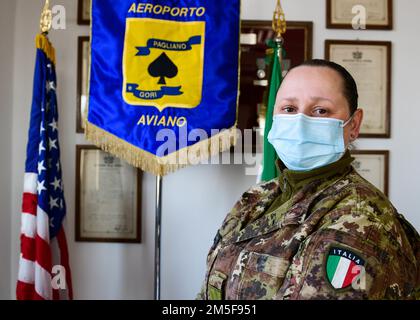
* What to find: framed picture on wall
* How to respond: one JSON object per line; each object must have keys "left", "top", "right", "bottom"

{"left": 351, "top": 150, "right": 389, "bottom": 196}
{"left": 77, "top": 36, "right": 90, "bottom": 133}
{"left": 75, "top": 145, "right": 142, "bottom": 243}
{"left": 77, "top": 0, "right": 91, "bottom": 25}
{"left": 239, "top": 21, "right": 313, "bottom": 152}
{"left": 327, "top": 0, "right": 393, "bottom": 30}
{"left": 325, "top": 40, "right": 391, "bottom": 138}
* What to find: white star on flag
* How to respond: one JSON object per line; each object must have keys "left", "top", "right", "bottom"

{"left": 49, "top": 119, "right": 58, "bottom": 132}
{"left": 56, "top": 162, "right": 60, "bottom": 172}
{"left": 37, "top": 180, "right": 47, "bottom": 194}
{"left": 47, "top": 81, "right": 56, "bottom": 91}
{"left": 50, "top": 176, "right": 61, "bottom": 191}
{"left": 39, "top": 141, "right": 46, "bottom": 155}
{"left": 37, "top": 161, "right": 46, "bottom": 175}
{"left": 48, "top": 138, "right": 58, "bottom": 150}
{"left": 40, "top": 122, "right": 46, "bottom": 134}
{"left": 50, "top": 217, "right": 55, "bottom": 228}
{"left": 49, "top": 196, "right": 59, "bottom": 210}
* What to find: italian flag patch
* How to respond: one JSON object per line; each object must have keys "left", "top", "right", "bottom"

{"left": 326, "top": 246, "right": 365, "bottom": 289}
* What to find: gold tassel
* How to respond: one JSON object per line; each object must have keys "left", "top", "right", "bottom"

{"left": 35, "top": 34, "right": 56, "bottom": 65}
{"left": 85, "top": 121, "right": 238, "bottom": 176}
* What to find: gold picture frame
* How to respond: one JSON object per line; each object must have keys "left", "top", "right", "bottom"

{"left": 325, "top": 40, "right": 392, "bottom": 138}
{"left": 327, "top": 0, "right": 393, "bottom": 30}
{"left": 76, "top": 36, "right": 90, "bottom": 133}
{"left": 351, "top": 150, "right": 389, "bottom": 196}
{"left": 75, "top": 145, "right": 142, "bottom": 243}
{"left": 77, "top": 0, "right": 91, "bottom": 25}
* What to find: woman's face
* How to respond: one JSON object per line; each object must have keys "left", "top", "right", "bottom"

{"left": 273, "top": 66, "right": 363, "bottom": 146}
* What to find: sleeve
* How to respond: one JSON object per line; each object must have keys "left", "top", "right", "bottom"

{"left": 196, "top": 187, "right": 252, "bottom": 300}
{"left": 196, "top": 281, "right": 206, "bottom": 300}
{"left": 196, "top": 181, "right": 281, "bottom": 299}
{"left": 277, "top": 225, "right": 416, "bottom": 300}
{"left": 395, "top": 213, "right": 420, "bottom": 299}
{"left": 195, "top": 191, "right": 250, "bottom": 300}
{"left": 196, "top": 230, "right": 223, "bottom": 300}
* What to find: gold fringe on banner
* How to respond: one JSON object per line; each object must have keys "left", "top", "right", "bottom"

{"left": 85, "top": 121, "right": 238, "bottom": 176}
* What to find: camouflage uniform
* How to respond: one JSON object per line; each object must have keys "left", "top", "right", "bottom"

{"left": 198, "top": 152, "right": 420, "bottom": 300}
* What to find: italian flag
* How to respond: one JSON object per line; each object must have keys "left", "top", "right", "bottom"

{"left": 326, "top": 254, "right": 362, "bottom": 289}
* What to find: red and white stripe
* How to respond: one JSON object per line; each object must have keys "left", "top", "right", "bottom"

{"left": 16, "top": 173, "right": 73, "bottom": 300}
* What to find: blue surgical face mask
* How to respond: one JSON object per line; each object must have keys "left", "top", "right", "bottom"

{"left": 267, "top": 113, "right": 353, "bottom": 172}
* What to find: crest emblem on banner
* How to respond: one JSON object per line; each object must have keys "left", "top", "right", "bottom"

{"left": 123, "top": 18, "right": 205, "bottom": 111}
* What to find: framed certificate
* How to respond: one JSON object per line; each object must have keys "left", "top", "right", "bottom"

{"left": 327, "top": 0, "right": 393, "bottom": 30}
{"left": 75, "top": 145, "right": 142, "bottom": 243}
{"left": 77, "top": 36, "right": 90, "bottom": 133}
{"left": 325, "top": 40, "right": 391, "bottom": 138}
{"left": 351, "top": 150, "right": 389, "bottom": 196}
{"left": 77, "top": 0, "right": 91, "bottom": 25}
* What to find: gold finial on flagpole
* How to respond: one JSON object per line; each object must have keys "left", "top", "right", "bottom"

{"left": 272, "top": 0, "right": 287, "bottom": 38}
{"left": 40, "top": 0, "right": 52, "bottom": 34}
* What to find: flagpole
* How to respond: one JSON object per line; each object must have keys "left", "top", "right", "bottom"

{"left": 154, "top": 174, "right": 163, "bottom": 300}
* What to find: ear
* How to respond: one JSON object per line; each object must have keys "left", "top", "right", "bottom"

{"left": 349, "top": 109, "right": 363, "bottom": 141}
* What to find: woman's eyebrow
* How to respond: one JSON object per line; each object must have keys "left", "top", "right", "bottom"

{"left": 310, "top": 96, "right": 334, "bottom": 103}
{"left": 278, "top": 96, "right": 334, "bottom": 104}
{"left": 278, "top": 97, "right": 298, "bottom": 102}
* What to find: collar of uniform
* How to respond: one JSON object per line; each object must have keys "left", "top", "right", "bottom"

{"left": 230, "top": 163, "right": 352, "bottom": 245}
{"left": 276, "top": 150, "right": 355, "bottom": 194}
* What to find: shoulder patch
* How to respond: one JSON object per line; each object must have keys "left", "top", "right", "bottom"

{"left": 326, "top": 246, "right": 366, "bottom": 289}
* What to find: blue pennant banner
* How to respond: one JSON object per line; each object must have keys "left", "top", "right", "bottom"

{"left": 86, "top": 0, "right": 240, "bottom": 176}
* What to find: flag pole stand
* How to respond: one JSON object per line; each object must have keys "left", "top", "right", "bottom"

{"left": 154, "top": 174, "right": 163, "bottom": 300}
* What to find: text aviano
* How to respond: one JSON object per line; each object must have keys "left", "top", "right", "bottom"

{"left": 128, "top": 3, "right": 206, "bottom": 17}
{"left": 137, "top": 115, "right": 187, "bottom": 128}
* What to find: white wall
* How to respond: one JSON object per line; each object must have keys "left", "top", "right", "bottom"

{"left": 0, "top": 0, "right": 16, "bottom": 299}
{"left": 5, "top": 0, "right": 420, "bottom": 300}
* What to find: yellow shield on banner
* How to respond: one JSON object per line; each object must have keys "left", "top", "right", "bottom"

{"left": 123, "top": 18, "right": 205, "bottom": 111}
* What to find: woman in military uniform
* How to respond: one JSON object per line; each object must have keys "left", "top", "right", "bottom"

{"left": 198, "top": 59, "right": 420, "bottom": 300}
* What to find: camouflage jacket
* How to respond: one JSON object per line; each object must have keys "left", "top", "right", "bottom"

{"left": 198, "top": 165, "right": 420, "bottom": 300}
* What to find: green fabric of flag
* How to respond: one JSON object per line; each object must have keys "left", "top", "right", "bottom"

{"left": 261, "top": 40, "right": 284, "bottom": 182}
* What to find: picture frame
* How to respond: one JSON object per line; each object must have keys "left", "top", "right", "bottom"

{"left": 75, "top": 145, "right": 142, "bottom": 243}
{"left": 351, "top": 150, "right": 389, "bottom": 196}
{"left": 327, "top": 0, "right": 393, "bottom": 30}
{"left": 77, "top": 36, "right": 90, "bottom": 133}
{"left": 238, "top": 21, "right": 313, "bottom": 153}
{"left": 325, "top": 40, "right": 392, "bottom": 138}
{"left": 77, "top": 0, "right": 91, "bottom": 25}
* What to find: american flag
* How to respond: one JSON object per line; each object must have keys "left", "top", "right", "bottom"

{"left": 16, "top": 34, "right": 73, "bottom": 300}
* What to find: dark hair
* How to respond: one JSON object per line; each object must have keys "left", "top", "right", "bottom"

{"left": 295, "top": 59, "right": 359, "bottom": 115}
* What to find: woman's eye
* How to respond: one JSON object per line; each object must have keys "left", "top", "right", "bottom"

{"left": 282, "top": 106, "right": 296, "bottom": 113}
{"left": 313, "top": 108, "right": 328, "bottom": 116}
